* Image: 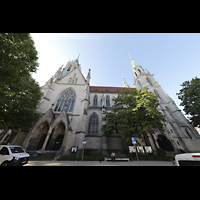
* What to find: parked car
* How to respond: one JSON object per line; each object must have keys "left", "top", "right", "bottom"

{"left": 172, "top": 153, "right": 200, "bottom": 166}
{"left": 0, "top": 145, "right": 30, "bottom": 166}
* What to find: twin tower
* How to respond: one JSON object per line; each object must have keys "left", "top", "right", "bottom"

{"left": 129, "top": 55, "right": 200, "bottom": 154}
{"left": 6, "top": 54, "right": 200, "bottom": 158}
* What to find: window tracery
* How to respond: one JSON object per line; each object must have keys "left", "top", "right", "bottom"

{"left": 147, "top": 77, "right": 153, "bottom": 86}
{"left": 93, "top": 95, "right": 98, "bottom": 107}
{"left": 106, "top": 95, "right": 110, "bottom": 107}
{"left": 54, "top": 89, "right": 75, "bottom": 113}
{"left": 154, "top": 89, "right": 162, "bottom": 100}
{"left": 88, "top": 112, "right": 99, "bottom": 134}
{"left": 137, "top": 81, "right": 143, "bottom": 90}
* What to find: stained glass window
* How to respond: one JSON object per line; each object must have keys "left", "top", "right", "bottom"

{"left": 147, "top": 77, "right": 153, "bottom": 86}
{"left": 54, "top": 89, "right": 76, "bottom": 112}
{"left": 106, "top": 95, "right": 110, "bottom": 107}
{"left": 154, "top": 89, "right": 162, "bottom": 100}
{"left": 137, "top": 81, "right": 143, "bottom": 90}
{"left": 93, "top": 95, "right": 98, "bottom": 107}
{"left": 88, "top": 112, "right": 99, "bottom": 134}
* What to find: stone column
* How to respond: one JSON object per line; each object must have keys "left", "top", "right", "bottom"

{"left": 41, "top": 126, "right": 52, "bottom": 151}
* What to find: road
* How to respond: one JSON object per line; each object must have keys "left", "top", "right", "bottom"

{"left": 25, "top": 160, "right": 173, "bottom": 166}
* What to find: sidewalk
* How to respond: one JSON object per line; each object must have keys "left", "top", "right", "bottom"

{"left": 25, "top": 160, "right": 173, "bottom": 166}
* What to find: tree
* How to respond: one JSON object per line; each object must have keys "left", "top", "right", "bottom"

{"left": 177, "top": 77, "right": 200, "bottom": 126}
{"left": 101, "top": 87, "right": 166, "bottom": 143}
{"left": 0, "top": 33, "right": 38, "bottom": 84}
{"left": 0, "top": 33, "right": 42, "bottom": 130}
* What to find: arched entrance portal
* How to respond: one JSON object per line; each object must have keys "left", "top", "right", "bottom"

{"left": 157, "top": 135, "right": 174, "bottom": 151}
{"left": 45, "top": 122, "right": 65, "bottom": 151}
{"left": 53, "top": 135, "right": 64, "bottom": 150}
{"left": 37, "top": 134, "right": 47, "bottom": 150}
{"left": 27, "top": 122, "right": 49, "bottom": 150}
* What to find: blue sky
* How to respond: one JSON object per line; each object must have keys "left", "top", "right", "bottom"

{"left": 30, "top": 33, "right": 200, "bottom": 114}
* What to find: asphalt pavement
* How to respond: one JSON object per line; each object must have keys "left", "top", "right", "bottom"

{"left": 25, "top": 160, "right": 173, "bottom": 166}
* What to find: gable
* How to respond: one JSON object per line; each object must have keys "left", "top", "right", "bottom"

{"left": 59, "top": 67, "right": 87, "bottom": 85}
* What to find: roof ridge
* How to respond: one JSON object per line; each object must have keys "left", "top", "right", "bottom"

{"left": 89, "top": 86, "right": 136, "bottom": 93}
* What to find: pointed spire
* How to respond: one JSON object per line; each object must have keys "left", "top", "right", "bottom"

{"left": 87, "top": 69, "right": 91, "bottom": 84}
{"left": 122, "top": 73, "right": 130, "bottom": 88}
{"left": 75, "top": 54, "right": 80, "bottom": 64}
{"left": 129, "top": 54, "right": 137, "bottom": 71}
{"left": 77, "top": 53, "right": 80, "bottom": 61}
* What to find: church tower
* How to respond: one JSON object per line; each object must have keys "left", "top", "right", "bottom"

{"left": 130, "top": 55, "right": 200, "bottom": 154}
{"left": 22, "top": 55, "right": 91, "bottom": 159}
{"left": 122, "top": 73, "right": 130, "bottom": 88}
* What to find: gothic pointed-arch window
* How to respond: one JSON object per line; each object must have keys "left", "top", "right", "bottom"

{"left": 138, "top": 69, "right": 141, "bottom": 74}
{"left": 93, "top": 95, "right": 98, "bottom": 107}
{"left": 147, "top": 77, "right": 153, "bottom": 86}
{"left": 166, "top": 106, "right": 174, "bottom": 119}
{"left": 154, "top": 89, "right": 162, "bottom": 100}
{"left": 88, "top": 112, "right": 99, "bottom": 134}
{"left": 185, "top": 128, "right": 192, "bottom": 139}
{"left": 137, "top": 81, "right": 143, "bottom": 90}
{"left": 106, "top": 95, "right": 110, "bottom": 107}
{"left": 54, "top": 89, "right": 76, "bottom": 113}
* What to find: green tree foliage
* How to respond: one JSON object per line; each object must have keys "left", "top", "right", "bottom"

{"left": 101, "top": 87, "right": 166, "bottom": 142}
{"left": 177, "top": 77, "right": 200, "bottom": 126}
{"left": 0, "top": 33, "right": 42, "bottom": 130}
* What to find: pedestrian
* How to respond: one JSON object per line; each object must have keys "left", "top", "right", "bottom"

{"left": 111, "top": 152, "right": 116, "bottom": 161}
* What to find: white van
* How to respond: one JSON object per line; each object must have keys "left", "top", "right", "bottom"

{"left": 172, "top": 153, "right": 200, "bottom": 166}
{"left": 0, "top": 145, "right": 30, "bottom": 166}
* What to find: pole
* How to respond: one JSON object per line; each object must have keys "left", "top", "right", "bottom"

{"left": 134, "top": 144, "right": 139, "bottom": 162}
{"left": 82, "top": 143, "right": 85, "bottom": 162}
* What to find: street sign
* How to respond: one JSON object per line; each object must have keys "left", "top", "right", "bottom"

{"left": 82, "top": 137, "right": 86, "bottom": 162}
{"left": 131, "top": 137, "right": 139, "bottom": 161}
{"left": 71, "top": 146, "right": 78, "bottom": 153}
{"left": 131, "top": 137, "right": 136, "bottom": 144}
{"left": 129, "top": 146, "right": 136, "bottom": 153}
{"left": 83, "top": 137, "right": 86, "bottom": 144}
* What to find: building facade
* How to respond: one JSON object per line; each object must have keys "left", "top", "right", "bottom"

{"left": 2, "top": 55, "right": 200, "bottom": 158}
{"left": 130, "top": 55, "right": 200, "bottom": 155}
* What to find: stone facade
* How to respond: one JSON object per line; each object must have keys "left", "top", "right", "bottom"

{"left": 3, "top": 55, "right": 200, "bottom": 158}
{"left": 130, "top": 55, "right": 200, "bottom": 155}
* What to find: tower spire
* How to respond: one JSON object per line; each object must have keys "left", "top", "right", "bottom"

{"left": 129, "top": 54, "right": 137, "bottom": 71}
{"left": 77, "top": 53, "right": 80, "bottom": 61}
{"left": 122, "top": 73, "right": 130, "bottom": 88}
{"left": 75, "top": 54, "right": 80, "bottom": 64}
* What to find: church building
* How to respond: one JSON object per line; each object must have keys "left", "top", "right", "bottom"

{"left": 2, "top": 55, "right": 200, "bottom": 159}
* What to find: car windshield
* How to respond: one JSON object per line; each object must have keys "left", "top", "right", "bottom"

{"left": 10, "top": 147, "right": 25, "bottom": 154}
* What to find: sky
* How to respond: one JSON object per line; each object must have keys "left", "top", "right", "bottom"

{"left": 30, "top": 33, "right": 200, "bottom": 116}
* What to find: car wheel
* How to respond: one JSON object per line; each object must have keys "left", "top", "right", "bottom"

{"left": 1, "top": 161, "right": 9, "bottom": 166}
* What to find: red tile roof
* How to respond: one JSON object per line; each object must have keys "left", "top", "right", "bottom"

{"left": 89, "top": 86, "right": 136, "bottom": 93}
